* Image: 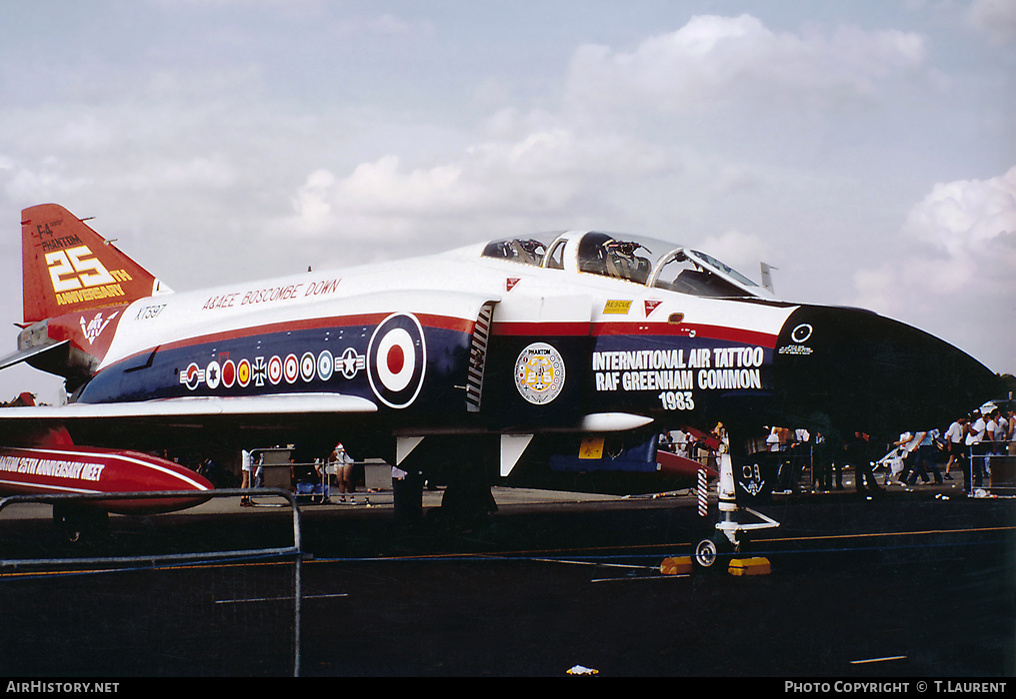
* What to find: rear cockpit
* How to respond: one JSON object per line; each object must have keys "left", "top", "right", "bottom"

{"left": 481, "top": 231, "right": 773, "bottom": 300}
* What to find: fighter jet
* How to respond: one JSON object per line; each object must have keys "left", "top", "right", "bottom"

{"left": 0, "top": 204, "right": 1001, "bottom": 534}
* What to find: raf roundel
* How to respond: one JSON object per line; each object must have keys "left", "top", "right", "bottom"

{"left": 367, "top": 313, "right": 427, "bottom": 409}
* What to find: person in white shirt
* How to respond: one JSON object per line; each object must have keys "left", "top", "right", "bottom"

{"left": 240, "top": 448, "right": 253, "bottom": 507}
{"left": 895, "top": 431, "right": 921, "bottom": 485}
{"left": 907, "top": 429, "right": 943, "bottom": 486}
{"left": 989, "top": 409, "right": 1008, "bottom": 455}
{"left": 943, "top": 416, "right": 967, "bottom": 484}
{"left": 766, "top": 427, "right": 782, "bottom": 452}
{"left": 330, "top": 442, "right": 356, "bottom": 504}
{"left": 1005, "top": 408, "right": 1016, "bottom": 455}
{"left": 966, "top": 411, "right": 988, "bottom": 487}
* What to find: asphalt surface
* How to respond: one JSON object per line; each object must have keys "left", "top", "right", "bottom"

{"left": 0, "top": 478, "right": 1013, "bottom": 678}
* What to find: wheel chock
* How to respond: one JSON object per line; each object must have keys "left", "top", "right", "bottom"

{"left": 727, "top": 557, "right": 771, "bottom": 576}
{"left": 660, "top": 556, "right": 694, "bottom": 575}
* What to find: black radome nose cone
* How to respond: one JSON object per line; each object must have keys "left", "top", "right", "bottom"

{"left": 772, "top": 306, "right": 1001, "bottom": 438}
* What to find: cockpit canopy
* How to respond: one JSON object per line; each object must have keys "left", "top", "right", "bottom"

{"left": 481, "top": 231, "right": 771, "bottom": 299}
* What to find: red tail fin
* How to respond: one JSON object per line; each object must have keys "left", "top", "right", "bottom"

{"left": 21, "top": 204, "right": 170, "bottom": 324}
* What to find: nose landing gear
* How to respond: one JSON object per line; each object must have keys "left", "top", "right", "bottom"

{"left": 693, "top": 452, "right": 779, "bottom": 570}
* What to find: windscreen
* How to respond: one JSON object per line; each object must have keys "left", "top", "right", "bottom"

{"left": 652, "top": 248, "right": 765, "bottom": 298}
{"left": 482, "top": 231, "right": 768, "bottom": 298}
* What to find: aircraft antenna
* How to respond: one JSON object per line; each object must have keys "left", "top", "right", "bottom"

{"left": 760, "top": 262, "right": 778, "bottom": 294}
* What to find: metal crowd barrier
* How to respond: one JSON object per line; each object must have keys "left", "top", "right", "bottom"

{"left": 0, "top": 487, "right": 305, "bottom": 676}
{"left": 970, "top": 451, "right": 1016, "bottom": 496}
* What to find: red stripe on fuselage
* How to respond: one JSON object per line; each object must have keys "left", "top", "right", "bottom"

{"left": 489, "top": 321, "right": 590, "bottom": 337}
{"left": 594, "top": 321, "right": 777, "bottom": 347}
{"left": 492, "top": 320, "right": 777, "bottom": 347}
{"left": 107, "top": 312, "right": 476, "bottom": 369}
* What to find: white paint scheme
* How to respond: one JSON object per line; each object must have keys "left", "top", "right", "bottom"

{"left": 500, "top": 434, "right": 534, "bottom": 477}
{"left": 5, "top": 227, "right": 802, "bottom": 438}
{"left": 0, "top": 393, "right": 377, "bottom": 419}
{"left": 101, "top": 232, "right": 799, "bottom": 373}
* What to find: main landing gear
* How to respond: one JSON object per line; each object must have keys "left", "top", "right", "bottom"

{"left": 393, "top": 436, "right": 499, "bottom": 529}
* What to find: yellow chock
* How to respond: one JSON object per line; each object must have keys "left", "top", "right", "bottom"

{"left": 728, "top": 557, "right": 771, "bottom": 576}
{"left": 660, "top": 556, "right": 694, "bottom": 575}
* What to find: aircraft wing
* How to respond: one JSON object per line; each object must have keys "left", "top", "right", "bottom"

{"left": 0, "top": 392, "right": 380, "bottom": 455}
{"left": 0, "top": 393, "right": 377, "bottom": 420}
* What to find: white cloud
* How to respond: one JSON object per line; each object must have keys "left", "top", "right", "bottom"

{"left": 114, "top": 156, "right": 238, "bottom": 191}
{"left": 565, "top": 14, "right": 927, "bottom": 114}
{"left": 903, "top": 166, "right": 1016, "bottom": 257}
{"left": 852, "top": 167, "right": 1016, "bottom": 370}
{"left": 968, "top": 0, "right": 1016, "bottom": 44}
{"left": 1, "top": 156, "right": 92, "bottom": 202}
{"left": 58, "top": 115, "right": 115, "bottom": 151}
{"left": 290, "top": 168, "right": 338, "bottom": 232}
{"left": 696, "top": 228, "right": 771, "bottom": 281}
{"left": 0, "top": 3, "right": 1011, "bottom": 394}
{"left": 281, "top": 121, "right": 671, "bottom": 246}
{"left": 332, "top": 13, "right": 433, "bottom": 39}
{"left": 288, "top": 156, "right": 470, "bottom": 235}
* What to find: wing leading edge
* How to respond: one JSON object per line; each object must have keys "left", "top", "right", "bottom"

{"left": 0, "top": 392, "right": 377, "bottom": 421}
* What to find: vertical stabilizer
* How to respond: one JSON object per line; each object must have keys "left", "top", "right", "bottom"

{"left": 21, "top": 204, "right": 170, "bottom": 324}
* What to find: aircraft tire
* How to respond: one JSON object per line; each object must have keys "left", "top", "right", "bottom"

{"left": 693, "top": 531, "right": 732, "bottom": 570}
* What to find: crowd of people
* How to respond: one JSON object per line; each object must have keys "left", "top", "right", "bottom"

{"left": 756, "top": 425, "right": 866, "bottom": 494}
{"left": 660, "top": 403, "right": 1014, "bottom": 498}
{"left": 229, "top": 442, "right": 362, "bottom": 506}
{"left": 766, "top": 403, "right": 1015, "bottom": 496}
{"left": 939, "top": 405, "right": 1012, "bottom": 491}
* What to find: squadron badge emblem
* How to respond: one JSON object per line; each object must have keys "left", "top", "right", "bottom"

{"left": 514, "top": 342, "right": 565, "bottom": 405}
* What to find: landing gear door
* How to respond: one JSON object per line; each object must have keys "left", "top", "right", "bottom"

{"left": 734, "top": 454, "right": 775, "bottom": 506}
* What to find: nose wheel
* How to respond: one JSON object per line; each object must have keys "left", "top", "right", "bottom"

{"left": 693, "top": 530, "right": 748, "bottom": 569}
{"left": 694, "top": 535, "right": 721, "bottom": 569}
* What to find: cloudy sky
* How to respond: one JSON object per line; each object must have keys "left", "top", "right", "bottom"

{"left": 1, "top": 0, "right": 1014, "bottom": 404}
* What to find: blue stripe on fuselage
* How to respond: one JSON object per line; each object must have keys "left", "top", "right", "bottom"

{"left": 77, "top": 323, "right": 474, "bottom": 415}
